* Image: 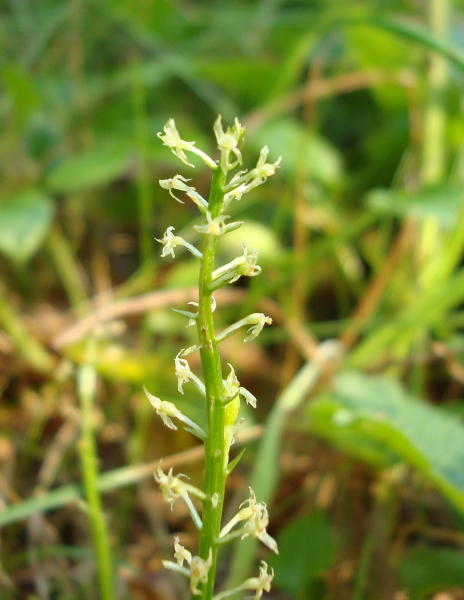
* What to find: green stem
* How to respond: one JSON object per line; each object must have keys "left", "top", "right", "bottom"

{"left": 78, "top": 339, "right": 115, "bottom": 600}
{"left": 421, "top": 0, "right": 449, "bottom": 185}
{"left": 418, "top": 0, "right": 449, "bottom": 278}
{"left": 196, "top": 167, "right": 228, "bottom": 600}
{"left": 46, "top": 225, "right": 88, "bottom": 315}
{"left": 132, "top": 57, "right": 155, "bottom": 266}
{"left": 0, "top": 280, "right": 54, "bottom": 374}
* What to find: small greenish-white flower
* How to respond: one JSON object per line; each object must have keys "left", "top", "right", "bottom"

{"left": 159, "top": 174, "right": 194, "bottom": 203}
{"left": 174, "top": 536, "right": 192, "bottom": 567}
{"left": 158, "top": 118, "right": 217, "bottom": 169}
{"left": 154, "top": 463, "right": 207, "bottom": 506}
{"left": 190, "top": 550, "right": 213, "bottom": 596}
{"left": 154, "top": 464, "right": 189, "bottom": 508}
{"left": 159, "top": 175, "right": 208, "bottom": 211}
{"left": 194, "top": 212, "right": 243, "bottom": 236}
{"left": 243, "top": 313, "right": 273, "bottom": 342}
{"left": 214, "top": 116, "right": 245, "bottom": 174}
{"left": 222, "top": 364, "right": 257, "bottom": 408}
{"left": 156, "top": 226, "right": 202, "bottom": 259}
{"left": 144, "top": 386, "right": 184, "bottom": 430}
{"left": 216, "top": 312, "right": 273, "bottom": 344}
{"left": 223, "top": 146, "right": 281, "bottom": 206}
{"left": 250, "top": 146, "right": 282, "bottom": 182}
{"left": 165, "top": 541, "right": 213, "bottom": 597}
{"left": 211, "top": 562, "right": 274, "bottom": 600}
{"left": 223, "top": 182, "right": 249, "bottom": 205}
{"left": 243, "top": 561, "right": 275, "bottom": 600}
{"left": 219, "top": 488, "right": 278, "bottom": 554}
{"left": 212, "top": 242, "right": 261, "bottom": 288}
{"left": 154, "top": 463, "right": 205, "bottom": 529}
{"left": 174, "top": 351, "right": 206, "bottom": 396}
{"left": 144, "top": 386, "right": 206, "bottom": 439}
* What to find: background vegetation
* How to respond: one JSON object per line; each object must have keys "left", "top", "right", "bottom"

{"left": 1, "top": 0, "right": 464, "bottom": 598}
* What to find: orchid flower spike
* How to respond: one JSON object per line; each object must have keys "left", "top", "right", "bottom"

{"left": 156, "top": 226, "right": 202, "bottom": 259}
{"left": 157, "top": 118, "right": 217, "bottom": 169}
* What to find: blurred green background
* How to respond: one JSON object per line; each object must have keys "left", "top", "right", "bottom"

{"left": 2, "top": 0, "right": 464, "bottom": 599}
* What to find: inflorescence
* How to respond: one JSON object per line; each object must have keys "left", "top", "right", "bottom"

{"left": 146, "top": 116, "right": 280, "bottom": 599}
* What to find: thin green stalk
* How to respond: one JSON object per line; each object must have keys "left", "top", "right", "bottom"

{"left": 418, "top": 0, "right": 449, "bottom": 277}
{"left": 197, "top": 168, "right": 228, "bottom": 600}
{"left": 132, "top": 57, "right": 155, "bottom": 266}
{"left": 421, "top": 0, "right": 449, "bottom": 185}
{"left": 78, "top": 340, "right": 115, "bottom": 600}
{"left": 0, "top": 280, "right": 54, "bottom": 374}
{"left": 46, "top": 225, "right": 88, "bottom": 315}
{"left": 116, "top": 62, "right": 156, "bottom": 543}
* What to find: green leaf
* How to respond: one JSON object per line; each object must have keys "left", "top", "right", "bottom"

{"left": 268, "top": 510, "right": 335, "bottom": 597}
{"left": 367, "top": 185, "right": 463, "bottom": 229}
{"left": 397, "top": 546, "right": 464, "bottom": 600}
{"left": 0, "top": 189, "right": 54, "bottom": 264}
{"left": 369, "top": 15, "right": 464, "bottom": 71}
{"left": 46, "top": 147, "right": 132, "bottom": 193}
{"left": 308, "top": 372, "right": 464, "bottom": 513}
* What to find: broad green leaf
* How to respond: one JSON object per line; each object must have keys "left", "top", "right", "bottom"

{"left": 396, "top": 547, "right": 464, "bottom": 600}
{"left": 308, "top": 372, "right": 464, "bottom": 513}
{"left": 367, "top": 185, "right": 464, "bottom": 229}
{"left": 251, "top": 118, "right": 343, "bottom": 186}
{"left": 46, "top": 147, "right": 132, "bottom": 193}
{"left": 0, "top": 189, "right": 54, "bottom": 264}
{"left": 268, "top": 510, "right": 335, "bottom": 597}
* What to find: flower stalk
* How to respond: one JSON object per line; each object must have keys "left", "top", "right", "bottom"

{"left": 147, "top": 116, "right": 280, "bottom": 600}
